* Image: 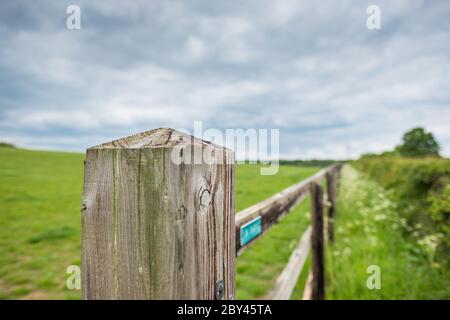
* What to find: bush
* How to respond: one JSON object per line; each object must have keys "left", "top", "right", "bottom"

{"left": 0, "top": 142, "right": 16, "bottom": 148}
{"left": 353, "top": 157, "right": 450, "bottom": 264}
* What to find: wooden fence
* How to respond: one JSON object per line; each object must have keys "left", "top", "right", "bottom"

{"left": 81, "top": 128, "right": 341, "bottom": 300}
{"left": 236, "top": 163, "right": 341, "bottom": 300}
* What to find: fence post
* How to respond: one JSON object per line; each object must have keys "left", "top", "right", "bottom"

{"left": 335, "top": 164, "right": 342, "bottom": 194}
{"left": 81, "top": 128, "right": 236, "bottom": 299}
{"left": 326, "top": 170, "right": 336, "bottom": 242}
{"left": 310, "top": 182, "right": 325, "bottom": 300}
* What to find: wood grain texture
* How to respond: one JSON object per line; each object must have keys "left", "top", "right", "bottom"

{"left": 310, "top": 182, "right": 325, "bottom": 300}
{"left": 326, "top": 171, "right": 336, "bottom": 242}
{"left": 302, "top": 271, "right": 313, "bottom": 300}
{"left": 82, "top": 128, "right": 235, "bottom": 300}
{"left": 267, "top": 226, "right": 312, "bottom": 300}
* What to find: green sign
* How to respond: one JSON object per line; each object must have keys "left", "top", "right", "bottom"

{"left": 240, "top": 216, "right": 262, "bottom": 246}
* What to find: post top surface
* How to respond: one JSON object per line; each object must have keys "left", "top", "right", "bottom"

{"left": 89, "top": 128, "right": 231, "bottom": 151}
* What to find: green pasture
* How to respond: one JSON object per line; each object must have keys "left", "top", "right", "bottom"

{"left": 1, "top": 147, "right": 448, "bottom": 300}
{"left": 0, "top": 147, "right": 317, "bottom": 299}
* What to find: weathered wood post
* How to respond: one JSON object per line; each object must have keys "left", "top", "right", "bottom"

{"left": 335, "top": 163, "right": 342, "bottom": 195}
{"left": 81, "top": 128, "right": 235, "bottom": 299}
{"left": 326, "top": 170, "right": 336, "bottom": 242}
{"left": 310, "top": 182, "right": 325, "bottom": 300}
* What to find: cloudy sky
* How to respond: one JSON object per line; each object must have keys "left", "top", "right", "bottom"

{"left": 0, "top": 0, "right": 449, "bottom": 159}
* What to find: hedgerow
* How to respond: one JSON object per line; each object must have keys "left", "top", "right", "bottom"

{"left": 353, "top": 157, "right": 450, "bottom": 265}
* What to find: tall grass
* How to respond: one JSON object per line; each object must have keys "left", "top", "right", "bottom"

{"left": 326, "top": 165, "right": 450, "bottom": 299}
{"left": 353, "top": 157, "right": 450, "bottom": 266}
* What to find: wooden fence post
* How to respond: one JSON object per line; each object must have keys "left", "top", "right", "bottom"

{"left": 335, "top": 164, "right": 342, "bottom": 194}
{"left": 310, "top": 182, "right": 325, "bottom": 300}
{"left": 326, "top": 170, "right": 336, "bottom": 242}
{"left": 81, "top": 128, "right": 235, "bottom": 299}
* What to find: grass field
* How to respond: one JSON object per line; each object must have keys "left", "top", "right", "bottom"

{"left": 0, "top": 147, "right": 318, "bottom": 299}
{"left": 3, "top": 147, "right": 447, "bottom": 300}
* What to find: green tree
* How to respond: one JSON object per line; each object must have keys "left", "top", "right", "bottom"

{"left": 396, "top": 127, "right": 440, "bottom": 157}
{"left": 0, "top": 142, "right": 15, "bottom": 148}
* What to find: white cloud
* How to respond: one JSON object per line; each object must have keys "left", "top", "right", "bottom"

{"left": 184, "top": 36, "right": 209, "bottom": 61}
{"left": 1, "top": 0, "right": 450, "bottom": 158}
{"left": 197, "top": 16, "right": 257, "bottom": 63}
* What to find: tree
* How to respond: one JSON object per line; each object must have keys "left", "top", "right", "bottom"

{"left": 0, "top": 142, "right": 15, "bottom": 148}
{"left": 395, "top": 127, "right": 440, "bottom": 157}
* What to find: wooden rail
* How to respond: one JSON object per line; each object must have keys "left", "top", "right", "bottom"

{"left": 235, "top": 163, "right": 341, "bottom": 300}
{"left": 81, "top": 128, "right": 341, "bottom": 300}
{"left": 236, "top": 167, "right": 328, "bottom": 255}
{"left": 267, "top": 226, "right": 311, "bottom": 299}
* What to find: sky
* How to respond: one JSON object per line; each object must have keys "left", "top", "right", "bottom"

{"left": 0, "top": 0, "right": 449, "bottom": 159}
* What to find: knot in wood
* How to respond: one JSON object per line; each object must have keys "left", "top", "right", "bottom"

{"left": 215, "top": 280, "right": 224, "bottom": 300}
{"left": 199, "top": 188, "right": 211, "bottom": 209}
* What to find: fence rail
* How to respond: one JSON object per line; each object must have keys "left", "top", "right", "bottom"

{"left": 235, "top": 165, "right": 339, "bottom": 255}
{"left": 235, "top": 163, "right": 341, "bottom": 300}
{"left": 81, "top": 128, "right": 342, "bottom": 300}
{"left": 267, "top": 226, "right": 311, "bottom": 300}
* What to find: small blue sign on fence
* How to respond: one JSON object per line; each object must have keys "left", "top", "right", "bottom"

{"left": 240, "top": 216, "right": 262, "bottom": 246}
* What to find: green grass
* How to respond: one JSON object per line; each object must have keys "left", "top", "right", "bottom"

{"left": 0, "top": 147, "right": 318, "bottom": 299}
{"left": 325, "top": 165, "right": 450, "bottom": 299}
{"left": 3, "top": 147, "right": 448, "bottom": 300}
{"left": 0, "top": 148, "right": 84, "bottom": 299}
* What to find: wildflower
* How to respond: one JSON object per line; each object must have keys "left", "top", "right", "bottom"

{"left": 417, "top": 233, "right": 443, "bottom": 256}
{"left": 343, "top": 247, "right": 352, "bottom": 256}
{"left": 374, "top": 214, "right": 387, "bottom": 221}
{"left": 369, "top": 236, "right": 378, "bottom": 247}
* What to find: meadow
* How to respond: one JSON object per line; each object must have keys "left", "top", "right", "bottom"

{"left": 0, "top": 147, "right": 317, "bottom": 299}
{"left": 1, "top": 146, "right": 448, "bottom": 300}
{"left": 326, "top": 165, "right": 450, "bottom": 299}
